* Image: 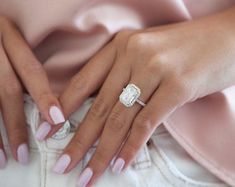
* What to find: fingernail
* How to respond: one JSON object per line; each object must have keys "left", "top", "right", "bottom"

{"left": 112, "top": 157, "right": 125, "bottom": 174}
{"left": 35, "top": 122, "right": 51, "bottom": 141}
{"left": 53, "top": 154, "right": 71, "bottom": 174}
{"left": 76, "top": 167, "right": 93, "bottom": 187}
{"left": 49, "top": 106, "right": 65, "bottom": 125}
{"left": 0, "top": 149, "right": 7, "bottom": 169}
{"left": 17, "top": 143, "right": 29, "bottom": 165}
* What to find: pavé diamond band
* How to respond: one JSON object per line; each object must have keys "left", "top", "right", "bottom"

{"left": 119, "top": 84, "right": 146, "bottom": 107}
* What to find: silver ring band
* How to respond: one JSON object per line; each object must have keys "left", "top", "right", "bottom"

{"left": 136, "top": 99, "right": 146, "bottom": 107}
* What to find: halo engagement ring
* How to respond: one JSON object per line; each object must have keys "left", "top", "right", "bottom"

{"left": 119, "top": 84, "right": 146, "bottom": 107}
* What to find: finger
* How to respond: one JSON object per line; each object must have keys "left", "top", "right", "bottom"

{"left": 35, "top": 42, "right": 117, "bottom": 141}
{"left": 0, "top": 45, "right": 29, "bottom": 165}
{"left": 36, "top": 42, "right": 116, "bottom": 140}
{"left": 52, "top": 56, "right": 130, "bottom": 174}
{"left": 115, "top": 82, "right": 184, "bottom": 171}
{"left": 60, "top": 42, "right": 116, "bottom": 117}
{"left": 77, "top": 70, "right": 161, "bottom": 187}
{"left": 1, "top": 21, "right": 65, "bottom": 126}
{"left": 0, "top": 131, "right": 7, "bottom": 169}
{"left": 0, "top": 90, "right": 29, "bottom": 165}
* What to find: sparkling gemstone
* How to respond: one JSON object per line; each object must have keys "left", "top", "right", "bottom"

{"left": 52, "top": 120, "right": 71, "bottom": 140}
{"left": 119, "top": 84, "right": 141, "bottom": 107}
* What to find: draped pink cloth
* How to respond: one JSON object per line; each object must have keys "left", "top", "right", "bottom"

{"left": 0, "top": 0, "right": 235, "bottom": 185}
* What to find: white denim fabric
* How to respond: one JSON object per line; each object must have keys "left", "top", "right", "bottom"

{"left": 0, "top": 95, "right": 229, "bottom": 187}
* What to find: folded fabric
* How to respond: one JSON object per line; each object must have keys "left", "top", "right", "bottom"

{"left": 0, "top": 0, "right": 234, "bottom": 185}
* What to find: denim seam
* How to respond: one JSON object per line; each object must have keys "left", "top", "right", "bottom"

{"left": 151, "top": 148, "right": 201, "bottom": 187}
{"left": 157, "top": 144, "right": 225, "bottom": 187}
{"left": 43, "top": 153, "right": 48, "bottom": 187}
{"left": 133, "top": 145, "right": 152, "bottom": 170}
{"left": 150, "top": 140, "right": 226, "bottom": 187}
{"left": 149, "top": 147, "right": 177, "bottom": 187}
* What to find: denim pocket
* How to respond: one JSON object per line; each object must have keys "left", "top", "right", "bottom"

{"left": 150, "top": 130, "right": 228, "bottom": 187}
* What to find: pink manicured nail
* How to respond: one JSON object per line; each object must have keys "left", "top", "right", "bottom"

{"left": 35, "top": 122, "right": 51, "bottom": 141}
{"left": 0, "top": 149, "right": 7, "bottom": 169}
{"left": 112, "top": 158, "right": 125, "bottom": 174}
{"left": 49, "top": 106, "right": 65, "bottom": 125}
{"left": 53, "top": 154, "right": 71, "bottom": 174}
{"left": 17, "top": 143, "right": 29, "bottom": 165}
{"left": 76, "top": 167, "right": 93, "bottom": 187}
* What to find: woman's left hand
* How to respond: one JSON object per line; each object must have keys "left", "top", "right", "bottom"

{"left": 53, "top": 7, "right": 235, "bottom": 187}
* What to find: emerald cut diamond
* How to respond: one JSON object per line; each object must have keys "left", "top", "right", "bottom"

{"left": 119, "top": 84, "right": 141, "bottom": 107}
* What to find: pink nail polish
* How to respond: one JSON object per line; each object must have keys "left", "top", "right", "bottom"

{"left": 76, "top": 167, "right": 93, "bottom": 187}
{"left": 17, "top": 143, "right": 29, "bottom": 165}
{"left": 35, "top": 122, "right": 51, "bottom": 141}
{"left": 0, "top": 149, "right": 7, "bottom": 169}
{"left": 112, "top": 157, "right": 125, "bottom": 174}
{"left": 53, "top": 154, "right": 71, "bottom": 174}
{"left": 49, "top": 106, "right": 65, "bottom": 125}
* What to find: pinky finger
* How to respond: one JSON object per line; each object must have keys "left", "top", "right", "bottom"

{"left": 112, "top": 84, "right": 180, "bottom": 172}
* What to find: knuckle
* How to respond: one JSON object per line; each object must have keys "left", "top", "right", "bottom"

{"left": 69, "top": 137, "right": 86, "bottom": 154}
{"left": 123, "top": 143, "right": 138, "bottom": 159}
{"left": 107, "top": 109, "right": 126, "bottom": 131}
{"left": 169, "top": 76, "right": 193, "bottom": 102}
{"left": 145, "top": 60, "right": 158, "bottom": 73}
{"left": 69, "top": 73, "right": 88, "bottom": 93}
{"left": 94, "top": 149, "right": 107, "bottom": 163}
{"left": 134, "top": 112, "right": 153, "bottom": 133}
{"left": 91, "top": 149, "right": 108, "bottom": 168}
{"left": 145, "top": 54, "right": 167, "bottom": 75}
{"left": 113, "top": 30, "right": 134, "bottom": 51}
{"left": 37, "top": 91, "right": 55, "bottom": 105}
{"left": 114, "top": 30, "right": 133, "bottom": 43}
{"left": 126, "top": 33, "right": 147, "bottom": 51}
{"left": 88, "top": 96, "right": 110, "bottom": 120}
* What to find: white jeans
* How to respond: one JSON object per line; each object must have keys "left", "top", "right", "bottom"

{"left": 0, "top": 95, "right": 229, "bottom": 187}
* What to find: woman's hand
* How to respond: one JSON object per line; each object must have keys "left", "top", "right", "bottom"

{"left": 0, "top": 16, "right": 65, "bottom": 168}
{"left": 51, "top": 7, "right": 235, "bottom": 186}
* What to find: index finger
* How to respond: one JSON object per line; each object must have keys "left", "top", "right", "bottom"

{"left": 1, "top": 20, "right": 65, "bottom": 125}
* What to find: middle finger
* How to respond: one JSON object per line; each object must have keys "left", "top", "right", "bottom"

{"left": 53, "top": 56, "right": 130, "bottom": 174}
{"left": 77, "top": 68, "right": 161, "bottom": 187}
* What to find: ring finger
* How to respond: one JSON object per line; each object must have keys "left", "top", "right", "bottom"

{"left": 52, "top": 55, "right": 130, "bottom": 174}
{"left": 77, "top": 68, "right": 161, "bottom": 186}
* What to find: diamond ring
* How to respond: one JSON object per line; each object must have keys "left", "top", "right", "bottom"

{"left": 119, "top": 84, "right": 146, "bottom": 107}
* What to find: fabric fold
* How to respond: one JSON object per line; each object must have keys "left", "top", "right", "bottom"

{"left": 164, "top": 87, "right": 235, "bottom": 186}
{"left": 0, "top": 0, "right": 235, "bottom": 185}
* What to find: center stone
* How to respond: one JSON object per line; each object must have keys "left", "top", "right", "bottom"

{"left": 119, "top": 84, "right": 141, "bottom": 107}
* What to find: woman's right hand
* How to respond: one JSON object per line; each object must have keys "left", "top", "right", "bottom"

{"left": 0, "top": 16, "right": 65, "bottom": 168}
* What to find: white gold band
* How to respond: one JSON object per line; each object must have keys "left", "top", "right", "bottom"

{"left": 136, "top": 99, "right": 146, "bottom": 107}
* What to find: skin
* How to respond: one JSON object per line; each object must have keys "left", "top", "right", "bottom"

{"left": 1, "top": 4, "right": 235, "bottom": 187}
{"left": 0, "top": 17, "right": 62, "bottom": 164}
{"left": 51, "top": 6, "right": 235, "bottom": 186}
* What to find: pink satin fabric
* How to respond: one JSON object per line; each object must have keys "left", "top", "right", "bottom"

{"left": 0, "top": 0, "right": 235, "bottom": 185}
